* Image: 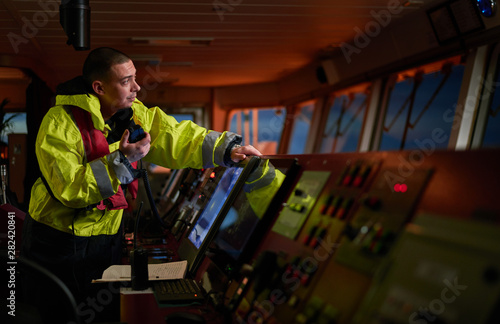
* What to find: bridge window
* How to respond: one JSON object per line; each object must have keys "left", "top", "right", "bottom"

{"left": 319, "top": 84, "right": 370, "bottom": 153}
{"left": 378, "top": 57, "right": 465, "bottom": 151}
{"left": 0, "top": 112, "right": 27, "bottom": 144}
{"left": 478, "top": 56, "right": 500, "bottom": 148}
{"left": 164, "top": 107, "right": 205, "bottom": 125}
{"left": 228, "top": 107, "right": 286, "bottom": 155}
{"left": 287, "top": 100, "right": 316, "bottom": 154}
{"left": 169, "top": 114, "right": 193, "bottom": 122}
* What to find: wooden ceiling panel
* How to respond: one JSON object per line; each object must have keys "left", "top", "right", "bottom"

{"left": 1, "top": 0, "right": 428, "bottom": 88}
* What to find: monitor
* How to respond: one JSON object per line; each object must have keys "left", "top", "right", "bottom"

{"left": 206, "top": 157, "right": 300, "bottom": 278}
{"left": 177, "top": 157, "right": 261, "bottom": 275}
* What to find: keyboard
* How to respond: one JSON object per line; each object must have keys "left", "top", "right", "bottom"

{"left": 153, "top": 278, "right": 205, "bottom": 304}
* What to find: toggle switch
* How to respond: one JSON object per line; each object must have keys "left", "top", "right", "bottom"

{"left": 342, "top": 164, "right": 360, "bottom": 186}
{"left": 352, "top": 165, "right": 371, "bottom": 187}
{"left": 284, "top": 203, "right": 306, "bottom": 213}
{"left": 303, "top": 226, "right": 318, "bottom": 246}
{"left": 327, "top": 196, "right": 343, "bottom": 217}
{"left": 319, "top": 195, "right": 335, "bottom": 215}
{"left": 309, "top": 227, "right": 327, "bottom": 249}
{"left": 336, "top": 197, "right": 353, "bottom": 220}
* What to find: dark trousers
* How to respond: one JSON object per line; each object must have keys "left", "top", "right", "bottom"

{"left": 19, "top": 213, "right": 123, "bottom": 323}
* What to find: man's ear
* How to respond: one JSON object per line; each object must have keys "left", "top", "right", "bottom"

{"left": 92, "top": 80, "right": 105, "bottom": 95}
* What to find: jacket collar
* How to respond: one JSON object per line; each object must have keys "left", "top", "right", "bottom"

{"left": 55, "top": 93, "right": 108, "bottom": 132}
{"left": 55, "top": 76, "right": 108, "bottom": 131}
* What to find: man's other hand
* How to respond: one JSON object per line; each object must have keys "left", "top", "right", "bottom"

{"left": 119, "top": 129, "right": 151, "bottom": 163}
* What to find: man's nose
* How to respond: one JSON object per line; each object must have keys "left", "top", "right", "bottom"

{"left": 132, "top": 79, "right": 141, "bottom": 92}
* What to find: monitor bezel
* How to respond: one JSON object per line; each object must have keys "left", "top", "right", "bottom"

{"left": 206, "top": 157, "right": 300, "bottom": 279}
{"left": 177, "top": 156, "right": 261, "bottom": 276}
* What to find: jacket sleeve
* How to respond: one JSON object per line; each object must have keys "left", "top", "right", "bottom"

{"left": 36, "top": 107, "right": 131, "bottom": 209}
{"left": 132, "top": 101, "right": 242, "bottom": 169}
{"left": 243, "top": 160, "right": 286, "bottom": 218}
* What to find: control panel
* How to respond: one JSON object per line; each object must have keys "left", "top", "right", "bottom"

{"left": 227, "top": 149, "right": 500, "bottom": 324}
{"left": 157, "top": 167, "right": 227, "bottom": 241}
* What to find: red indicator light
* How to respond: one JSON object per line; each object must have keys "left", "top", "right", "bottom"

{"left": 210, "top": 172, "right": 216, "bottom": 179}
{"left": 394, "top": 183, "right": 407, "bottom": 193}
{"left": 352, "top": 176, "right": 363, "bottom": 187}
{"left": 342, "top": 175, "right": 352, "bottom": 186}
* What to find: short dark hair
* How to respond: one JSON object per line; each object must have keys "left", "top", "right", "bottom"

{"left": 82, "top": 47, "right": 131, "bottom": 89}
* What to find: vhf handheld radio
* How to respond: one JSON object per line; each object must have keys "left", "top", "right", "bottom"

{"left": 128, "top": 124, "right": 146, "bottom": 143}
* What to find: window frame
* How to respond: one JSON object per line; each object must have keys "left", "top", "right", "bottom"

{"left": 314, "top": 82, "right": 373, "bottom": 154}
{"left": 471, "top": 43, "right": 500, "bottom": 149}
{"left": 373, "top": 55, "right": 467, "bottom": 151}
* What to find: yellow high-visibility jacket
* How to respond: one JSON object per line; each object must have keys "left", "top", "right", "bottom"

{"left": 243, "top": 159, "right": 286, "bottom": 219}
{"left": 29, "top": 87, "right": 241, "bottom": 237}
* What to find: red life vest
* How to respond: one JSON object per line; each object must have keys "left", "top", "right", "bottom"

{"left": 71, "top": 107, "right": 138, "bottom": 211}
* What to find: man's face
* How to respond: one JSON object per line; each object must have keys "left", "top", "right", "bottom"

{"left": 98, "top": 59, "right": 141, "bottom": 117}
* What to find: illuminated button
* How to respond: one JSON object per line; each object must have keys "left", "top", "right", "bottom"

{"left": 336, "top": 165, "right": 350, "bottom": 186}
{"left": 300, "top": 272, "right": 310, "bottom": 285}
{"left": 370, "top": 241, "right": 383, "bottom": 254}
{"left": 303, "top": 226, "right": 317, "bottom": 245}
{"left": 319, "top": 195, "right": 335, "bottom": 215}
{"left": 477, "top": 0, "right": 497, "bottom": 17}
{"left": 352, "top": 165, "right": 371, "bottom": 187}
{"left": 342, "top": 164, "right": 360, "bottom": 186}
{"left": 342, "top": 174, "right": 352, "bottom": 186}
{"left": 336, "top": 198, "right": 353, "bottom": 220}
{"left": 301, "top": 264, "right": 317, "bottom": 286}
{"left": 289, "top": 203, "right": 306, "bottom": 213}
{"left": 287, "top": 294, "right": 300, "bottom": 308}
{"left": 284, "top": 256, "right": 301, "bottom": 277}
{"left": 310, "top": 228, "right": 327, "bottom": 249}
{"left": 327, "top": 197, "right": 343, "bottom": 217}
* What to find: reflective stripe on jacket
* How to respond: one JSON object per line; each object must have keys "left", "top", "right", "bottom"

{"left": 243, "top": 160, "right": 286, "bottom": 218}
{"left": 29, "top": 92, "right": 241, "bottom": 237}
{"left": 70, "top": 106, "right": 138, "bottom": 211}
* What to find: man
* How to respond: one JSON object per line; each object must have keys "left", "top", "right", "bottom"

{"left": 20, "top": 47, "right": 260, "bottom": 322}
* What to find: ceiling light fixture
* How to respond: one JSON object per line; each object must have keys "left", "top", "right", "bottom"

{"left": 129, "top": 37, "right": 213, "bottom": 47}
{"left": 59, "top": 0, "right": 91, "bottom": 51}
